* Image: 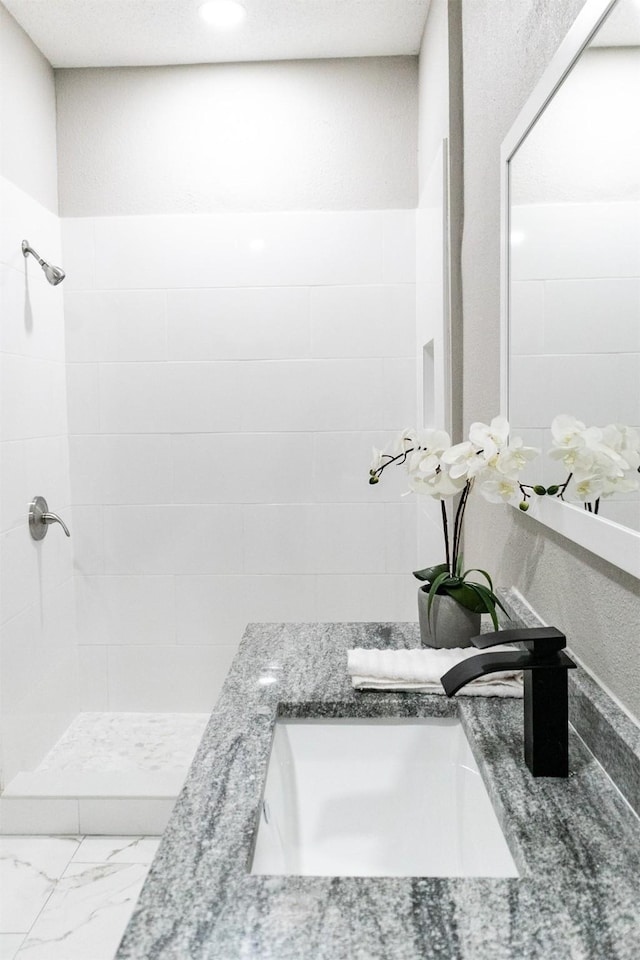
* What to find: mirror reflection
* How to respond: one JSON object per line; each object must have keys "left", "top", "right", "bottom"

{"left": 508, "top": 0, "right": 640, "bottom": 532}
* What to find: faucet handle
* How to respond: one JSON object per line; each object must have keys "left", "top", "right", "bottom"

{"left": 472, "top": 626, "right": 567, "bottom": 656}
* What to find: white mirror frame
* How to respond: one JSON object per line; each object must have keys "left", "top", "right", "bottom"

{"left": 500, "top": 0, "right": 640, "bottom": 579}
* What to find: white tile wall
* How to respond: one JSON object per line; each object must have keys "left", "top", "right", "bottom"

{"left": 65, "top": 290, "right": 167, "bottom": 362}
{"left": 511, "top": 201, "right": 640, "bottom": 281}
{"left": 0, "top": 176, "right": 78, "bottom": 787}
{"left": 543, "top": 279, "right": 640, "bottom": 355}
{"left": 166, "top": 287, "right": 310, "bottom": 361}
{"left": 75, "top": 576, "right": 176, "bottom": 646}
{"left": 174, "top": 575, "right": 317, "bottom": 645}
{"left": 510, "top": 202, "right": 640, "bottom": 470}
{"left": 315, "top": 574, "right": 418, "bottom": 621}
{"left": 70, "top": 435, "right": 173, "bottom": 505}
{"left": 106, "top": 645, "right": 238, "bottom": 712}
{"left": 102, "top": 504, "right": 244, "bottom": 575}
{"left": 63, "top": 211, "right": 418, "bottom": 711}
{"left": 171, "top": 433, "right": 314, "bottom": 504}
{"left": 309, "top": 285, "right": 415, "bottom": 358}
{"left": 510, "top": 353, "right": 633, "bottom": 428}
{"left": 242, "top": 503, "right": 389, "bottom": 575}
{"left": 90, "top": 212, "right": 396, "bottom": 290}
{"left": 65, "top": 363, "right": 99, "bottom": 434}
{"left": 509, "top": 281, "right": 545, "bottom": 356}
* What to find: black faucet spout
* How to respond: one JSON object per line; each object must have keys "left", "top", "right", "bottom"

{"left": 441, "top": 650, "right": 537, "bottom": 697}
{"left": 440, "top": 627, "right": 577, "bottom": 778}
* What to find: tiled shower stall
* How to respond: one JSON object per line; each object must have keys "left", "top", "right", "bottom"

{"left": 1, "top": 194, "right": 424, "bottom": 831}
{"left": 0, "top": 1, "right": 455, "bottom": 834}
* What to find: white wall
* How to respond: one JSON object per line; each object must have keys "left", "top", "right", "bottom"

{"left": 510, "top": 200, "right": 640, "bottom": 529}
{"left": 462, "top": 0, "right": 640, "bottom": 722}
{"left": 510, "top": 200, "right": 640, "bottom": 425}
{"left": 55, "top": 56, "right": 420, "bottom": 712}
{"left": 414, "top": 0, "right": 463, "bottom": 570}
{"left": 55, "top": 57, "right": 418, "bottom": 216}
{"left": 0, "top": 3, "right": 58, "bottom": 213}
{"left": 512, "top": 47, "right": 640, "bottom": 205}
{"left": 63, "top": 210, "right": 417, "bottom": 711}
{"left": 509, "top": 41, "right": 640, "bottom": 530}
{"left": 0, "top": 4, "right": 78, "bottom": 788}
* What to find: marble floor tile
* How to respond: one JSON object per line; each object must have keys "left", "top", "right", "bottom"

{"left": 14, "top": 861, "right": 149, "bottom": 960}
{"left": 0, "top": 935, "right": 25, "bottom": 960}
{"left": 0, "top": 838, "right": 80, "bottom": 933}
{"left": 71, "top": 836, "right": 161, "bottom": 865}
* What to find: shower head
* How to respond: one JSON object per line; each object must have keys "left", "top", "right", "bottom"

{"left": 22, "top": 240, "right": 66, "bottom": 286}
{"left": 42, "top": 262, "right": 66, "bottom": 285}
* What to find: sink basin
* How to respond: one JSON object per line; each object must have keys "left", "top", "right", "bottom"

{"left": 251, "top": 717, "right": 519, "bottom": 878}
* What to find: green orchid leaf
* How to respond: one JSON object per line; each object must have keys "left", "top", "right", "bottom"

{"left": 413, "top": 563, "right": 449, "bottom": 583}
{"left": 461, "top": 567, "right": 494, "bottom": 592}
{"left": 464, "top": 582, "right": 500, "bottom": 630}
{"left": 493, "top": 593, "right": 510, "bottom": 620}
{"left": 445, "top": 583, "right": 486, "bottom": 613}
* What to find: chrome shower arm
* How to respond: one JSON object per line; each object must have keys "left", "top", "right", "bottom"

{"left": 22, "top": 240, "right": 44, "bottom": 264}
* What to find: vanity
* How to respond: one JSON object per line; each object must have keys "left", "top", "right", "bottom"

{"left": 116, "top": 597, "right": 640, "bottom": 960}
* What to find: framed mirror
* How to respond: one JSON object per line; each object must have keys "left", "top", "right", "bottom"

{"left": 501, "top": 0, "right": 640, "bottom": 578}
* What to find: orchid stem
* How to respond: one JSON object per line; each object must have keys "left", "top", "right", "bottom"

{"left": 451, "top": 480, "right": 471, "bottom": 574}
{"left": 557, "top": 473, "right": 573, "bottom": 501}
{"left": 441, "top": 500, "right": 451, "bottom": 573}
{"left": 372, "top": 446, "right": 414, "bottom": 479}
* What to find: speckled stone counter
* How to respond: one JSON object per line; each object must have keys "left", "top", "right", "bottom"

{"left": 116, "top": 620, "right": 640, "bottom": 960}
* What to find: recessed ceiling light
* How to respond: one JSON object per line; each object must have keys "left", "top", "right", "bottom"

{"left": 198, "top": 0, "right": 246, "bottom": 29}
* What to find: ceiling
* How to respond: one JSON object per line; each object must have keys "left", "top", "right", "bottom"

{"left": 3, "top": 0, "right": 431, "bottom": 69}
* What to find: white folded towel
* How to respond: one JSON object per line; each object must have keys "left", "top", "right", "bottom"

{"left": 347, "top": 646, "right": 523, "bottom": 698}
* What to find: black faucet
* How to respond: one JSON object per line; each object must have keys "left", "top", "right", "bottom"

{"left": 440, "top": 627, "right": 577, "bottom": 778}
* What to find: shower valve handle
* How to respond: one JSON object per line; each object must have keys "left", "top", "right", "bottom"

{"left": 42, "top": 511, "right": 71, "bottom": 537}
{"left": 29, "top": 496, "right": 71, "bottom": 540}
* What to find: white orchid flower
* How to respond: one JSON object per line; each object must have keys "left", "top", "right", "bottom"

{"left": 548, "top": 441, "right": 598, "bottom": 472}
{"left": 602, "top": 424, "right": 640, "bottom": 471}
{"left": 621, "top": 445, "right": 640, "bottom": 473}
{"left": 393, "top": 428, "right": 415, "bottom": 456}
{"left": 600, "top": 474, "right": 640, "bottom": 498}
{"left": 495, "top": 437, "right": 539, "bottom": 479}
{"left": 581, "top": 427, "right": 633, "bottom": 474}
{"left": 564, "top": 448, "right": 603, "bottom": 480}
{"left": 370, "top": 447, "right": 385, "bottom": 473}
{"left": 414, "top": 428, "right": 451, "bottom": 455}
{"left": 469, "top": 416, "right": 510, "bottom": 458}
{"left": 408, "top": 467, "right": 465, "bottom": 500}
{"left": 478, "top": 477, "right": 520, "bottom": 504}
{"left": 408, "top": 449, "right": 441, "bottom": 478}
{"left": 574, "top": 476, "right": 606, "bottom": 502}
{"left": 550, "top": 414, "right": 587, "bottom": 448}
{"left": 441, "top": 441, "right": 487, "bottom": 480}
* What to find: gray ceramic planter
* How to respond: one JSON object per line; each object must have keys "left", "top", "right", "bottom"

{"left": 417, "top": 585, "right": 481, "bottom": 648}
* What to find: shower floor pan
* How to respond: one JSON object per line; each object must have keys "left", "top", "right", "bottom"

{"left": 0, "top": 713, "right": 209, "bottom": 835}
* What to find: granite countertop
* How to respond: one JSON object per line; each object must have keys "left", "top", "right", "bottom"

{"left": 116, "top": 622, "right": 640, "bottom": 960}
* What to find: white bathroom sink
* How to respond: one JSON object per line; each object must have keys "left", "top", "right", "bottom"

{"left": 251, "top": 717, "right": 519, "bottom": 878}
